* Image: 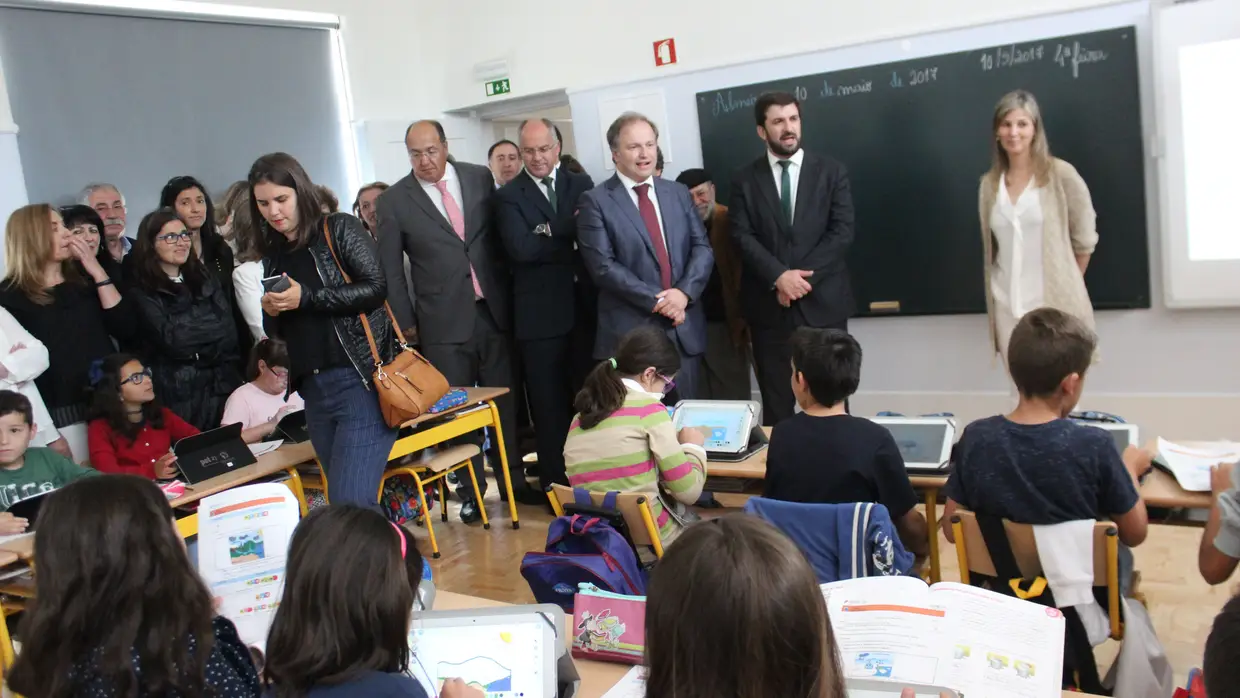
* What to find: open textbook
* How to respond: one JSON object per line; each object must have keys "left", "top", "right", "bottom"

{"left": 197, "top": 483, "right": 300, "bottom": 651}
{"left": 1156, "top": 437, "right": 1240, "bottom": 492}
{"left": 822, "top": 576, "right": 1065, "bottom": 698}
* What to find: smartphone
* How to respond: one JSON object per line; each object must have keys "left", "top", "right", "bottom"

{"left": 262, "top": 275, "right": 291, "bottom": 293}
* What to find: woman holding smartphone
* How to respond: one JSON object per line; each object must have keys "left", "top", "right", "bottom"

{"left": 251, "top": 152, "right": 398, "bottom": 508}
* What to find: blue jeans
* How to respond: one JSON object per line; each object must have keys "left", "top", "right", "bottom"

{"left": 301, "top": 367, "right": 398, "bottom": 508}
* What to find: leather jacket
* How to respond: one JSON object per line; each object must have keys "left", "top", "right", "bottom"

{"left": 264, "top": 212, "right": 397, "bottom": 390}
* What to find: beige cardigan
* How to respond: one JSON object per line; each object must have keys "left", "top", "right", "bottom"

{"left": 978, "top": 158, "right": 1098, "bottom": 355}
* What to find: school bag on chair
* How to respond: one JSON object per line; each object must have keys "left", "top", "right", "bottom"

{"left": 520, "top": 489, "right": 647, "bottom": 612}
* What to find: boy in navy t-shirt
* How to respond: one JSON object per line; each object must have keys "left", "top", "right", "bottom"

{"left": 942, "top": 308, "right": 1152, "bottom": 574}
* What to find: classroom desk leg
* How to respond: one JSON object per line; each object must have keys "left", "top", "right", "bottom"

{"left": 487, "top": 400, "right": 521, "bottom": 529}
{"left": 283, "top": 467, "right": 309, "bottom": 517}
{"left": 926, "top": 487, "right": 940, "bottom": 584}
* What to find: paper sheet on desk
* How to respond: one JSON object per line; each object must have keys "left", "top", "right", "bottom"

{"left": 197, "top": 483, "right": 299, "bottom": 651}
{"left": 601, "top": 665, "right": 646, "bottom": 698}
{"left": 1156, "top": 438, "right": 1240, "bottom": 492}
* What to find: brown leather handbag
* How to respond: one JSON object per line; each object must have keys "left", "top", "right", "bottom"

{"left": 322, "top": 221, "right": 449, "bottom": 427}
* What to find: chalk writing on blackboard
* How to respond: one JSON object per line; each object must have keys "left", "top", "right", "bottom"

{"left": 710, "top": 91, "right": 757, "bottom": 117}
{"left": 979, "top": 44, "right": 1046, "bottom": 72}
{"left": 821, "top": 79, "right": 874, "bottom": 98}
{"left": 1054, "top": 41, "right": 1109, "bottom": 79}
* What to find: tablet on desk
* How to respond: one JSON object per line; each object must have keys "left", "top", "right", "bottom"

{"left": 1078, "top": 422, "right": 1139, "bottom": 455}
{"left": 174, "top": 423, "right": 256, "bottom": 484}
{"left": 409, "top": 606, "right": 560, "bottom": 698}
{"left": 671, "top": 400, "right": 760, "bottom": 455}
{"left": 868, "top": 417, "right": 956, "bottom": 474}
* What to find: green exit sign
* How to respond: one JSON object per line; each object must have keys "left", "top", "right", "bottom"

{"left": 485, "top": 78, "right": 511, "bottom": 97}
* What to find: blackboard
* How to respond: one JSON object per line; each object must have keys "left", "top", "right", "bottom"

{"left": 696, "top": 27, "right": 1150, "bottom": 316}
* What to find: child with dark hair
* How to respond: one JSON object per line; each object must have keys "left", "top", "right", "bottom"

{"left": 1205, "top": 594, "right": 1240, "bottom": 698}
{"left": 263, "top": 505, "right": 479, "bottom": 698}
{"left": 87, "top": 353, "right": 198, "bottom": 480}
{"left": 942, "top": 308, "right": 1152, "bottom": 581}
{"left": 0, "top": 389, "right": 97, "bottom": 534}
{"left": 762, "top": 327, "right": 928, "bottom": 558}
{"left": 563, "top": 325, "right": 707, "bottom": 546}
{"left": 6, "top": 475, "right": 260, "bottom": 697}
{"left": 222, "top": 338, "right": 304, "bottom": 444}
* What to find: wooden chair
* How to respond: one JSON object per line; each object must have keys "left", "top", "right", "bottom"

{"left": 949, "top": 510, "right": 1122, "bottom": 641}
{"left": 547, "top": 485, "right": 665, "bottom": 560}
{"left": 377, "top": 444, "right": 485, "bottom": 558}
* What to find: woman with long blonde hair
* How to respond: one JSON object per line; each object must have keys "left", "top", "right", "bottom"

{"left": 0, "top": 204, "right": 137, "bottom": 461}
{"left": 979, "top": 90, "right": 1099, "bottom": 363}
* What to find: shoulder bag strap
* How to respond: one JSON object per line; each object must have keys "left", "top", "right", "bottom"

{"left": 321, "top": 220, "right": 409, "bottom": 368}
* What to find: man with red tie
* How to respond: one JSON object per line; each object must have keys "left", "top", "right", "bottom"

{"left": 577, "top": 113, "right": 715, "bottom": 399}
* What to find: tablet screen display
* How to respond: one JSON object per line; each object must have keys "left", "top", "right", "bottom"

{"left": 673, "top": 404, "right": 751, "bottom": 452}
{"left": 409, "top": 617, "right": 548, "bottom": 697}
{"left": 880, "top": 424, "right": 949, "bottom": 466}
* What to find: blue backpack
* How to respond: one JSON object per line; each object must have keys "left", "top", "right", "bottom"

{"left": 520, "top": 489, "right": 647, "bottom": 611}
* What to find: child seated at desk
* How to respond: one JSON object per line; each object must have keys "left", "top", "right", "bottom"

{"left": 0, "top": 389, "right": 97, "bottom": 534}
{"left": 763, "top": 327, "right": 929, "bottom": 559}
{"left": 262, "top": 505, "right": 479, "bottom": 698}
{"left": 1199, "top": 462, "right": 1240, "bottom": 585}
{"left": 6, "top": 474, "right": 261, "bottom": 697}
{"left": 563, "top": 326, "right": 707, "bottom": 547}
{"left": 941, "top": 308, "right": 1152, "bottom": 589}
{"left": 222, "top": 337, "right": 304, "bottom": 444}
{"left": 87, "top": 353, "right": 198, "bottom": 480}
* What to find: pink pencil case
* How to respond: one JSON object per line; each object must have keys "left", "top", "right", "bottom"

{"left": 571, "top": 583, "right": 646, "bottom": 665}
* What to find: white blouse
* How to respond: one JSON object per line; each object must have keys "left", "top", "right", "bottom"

{"left": 989, "top": 173, "right": 1046, "bottom": 347}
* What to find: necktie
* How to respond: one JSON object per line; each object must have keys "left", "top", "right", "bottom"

{"left": 633, "top": 183, "right": 672, "bottom": 289}
{"left": 541, "top": 176, "right": 558, "bottom": 213}
{"left": 778, "top": 160, "right": 793, "bottom": 224}
{"left": 434, "top": 179, "right": 484, "bottom": 299}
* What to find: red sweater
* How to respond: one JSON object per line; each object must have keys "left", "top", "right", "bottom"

{"left": 87, "top": 409, "right": 200, "bottom": 480}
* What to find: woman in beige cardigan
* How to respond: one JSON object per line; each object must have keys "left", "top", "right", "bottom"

{"left": 979, "top": 90, "right": 1098, "bottom": 362}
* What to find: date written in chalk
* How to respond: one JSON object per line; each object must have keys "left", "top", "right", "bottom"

{"left": 890, "top": 67, "right": 939, "bottom": 88}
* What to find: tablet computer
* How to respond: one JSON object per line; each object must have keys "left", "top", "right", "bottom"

{"left": 671, "top": 400, "right": 760, "bottom": 455}
{"left": 271, "top": 409, "right": 309, "bottom": 444}
{"left": 6, "top": 489, "right": 52, "bottom": 530}
{"left": 868, "top": 417, "right": 956, "bottom": 473}
{"left": 409, "top": 605, "right": 561, "bottom": 698}
{"left": 174, "top": 423, "right": 256, "bottom": 484}
{"left": 1079, "top": 422, "right": 1139, "bottom": 455}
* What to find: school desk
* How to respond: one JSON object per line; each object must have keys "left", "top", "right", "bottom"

{"left": 433, "top": 589, "right": 1103, "bottom": 698}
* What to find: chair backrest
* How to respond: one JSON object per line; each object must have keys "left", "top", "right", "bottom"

{"left": 951, "top": 510, "right": 1116, "bottom": 586}
{"left": 548, "top": 485, "right": 658, "bottom": 548}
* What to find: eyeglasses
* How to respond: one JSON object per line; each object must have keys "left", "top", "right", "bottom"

{"left": 658, "top": 374, "right": 677, "bottom": 397}
{"left": 267, "top": 366, "right": 289, "bottom": 379}
{"left": 409, "top": 147, "right": 441, "bottom": 162}
{"left": 121, "top": 367, "right": 153, "bottom": 385}
{"left": 521, "top": 145, "right": 556, "bottom": 158}
{"left": 156, "top": 232, "right": 193, "bottom": 245}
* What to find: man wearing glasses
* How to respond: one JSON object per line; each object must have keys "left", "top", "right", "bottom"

{"left": 376, "top": 120, "right": 546, "bottom": 521}
{"left": 493, "top": 118, "right": 595, "bottom": 490}
{"left": 78, "top": 182, "right": 131, "bottom": 262}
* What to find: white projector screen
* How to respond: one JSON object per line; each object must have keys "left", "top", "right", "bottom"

{"left": 1157, "top": 0, "right": 1240, "bottom": 307}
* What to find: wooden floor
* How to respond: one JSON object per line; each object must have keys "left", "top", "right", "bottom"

{"left": 410, "top": 475, "right": 1229, "bottom": 687}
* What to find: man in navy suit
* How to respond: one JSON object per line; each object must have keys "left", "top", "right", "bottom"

{"left": 495, "top": 118, "right": 595, "bottom": 489}
{"left": 578, "top": 113, "right": 714, "bottom": 399}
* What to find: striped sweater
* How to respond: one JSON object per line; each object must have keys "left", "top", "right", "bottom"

{"left": 563, "top": 382, "right": 708, "bottom": 543}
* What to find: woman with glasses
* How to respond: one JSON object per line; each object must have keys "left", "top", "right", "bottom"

{"left": 129, "top": 208, "right": 242, "bottom": 431}
{"left": 0, "top": 204, "right": 138, "bottom": 462}
{"left": 160, "top": 175, "right": 236, "bottom": 294}
{"left": 222, "top": 337, "right": 304, "bottom": 444}
{"left": 86, "top": 353, "right": 199, "bottom": 479}
{"left": 563, "top": 325, "right": 708, "bottom": 549}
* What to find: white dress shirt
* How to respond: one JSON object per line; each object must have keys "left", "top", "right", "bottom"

{"left": 989, "top": 172, "right": 1046, "bottom": 353}
{"left": 768, "top": 148, "right": 805, "bottom": 221}
{"left": 417, "top": 162, "right": 465, "bottom": 226}
{"left": 615, "top": 170, "right": 667, "bottom": 247}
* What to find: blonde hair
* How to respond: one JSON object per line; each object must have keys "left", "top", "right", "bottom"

{"left": 989, "top": 90, "right": 1053, "bottom": 186}
{"left": 4, "top": 204, "right": 78, "bottom": 305}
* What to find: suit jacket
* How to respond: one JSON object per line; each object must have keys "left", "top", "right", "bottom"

{"left": 375, "top": 162, "right": 511, "bottom": 344}
{"left": 728, "top": 151, "right": 856, "bottom": 328}
{"left": 577, "top": 175, "right": 714, "bottom": 358}
{"left": 495, "top": 168, "right": 596, "bottom": 341}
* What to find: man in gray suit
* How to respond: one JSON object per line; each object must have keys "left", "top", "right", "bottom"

{"left": 577, "top": 113, "right": 714, "bottom": 399}
{"left": 376, "top": 120, "right": 545, "bottom": 521}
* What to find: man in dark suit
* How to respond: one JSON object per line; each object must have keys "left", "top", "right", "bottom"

{"left": 578, "top": 113, "right": 714, "bottom": 398}
{"left": 495, "top": 118, "right": 595, "bottom": 490}
{"left": 729, "top": 91, "right": 856, "bottom": 426}
{"left": 375, "top": 120, "right": 545, "bottom": 522}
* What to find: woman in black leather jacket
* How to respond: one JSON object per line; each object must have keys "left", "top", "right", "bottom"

{"left": 250, "top": 152, "right": 398, "bottom": 508}
{"left": 129, "top": 208, "right": 243, "bottom": 430}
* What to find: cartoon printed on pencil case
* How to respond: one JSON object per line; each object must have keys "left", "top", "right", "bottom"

{"left": 575, "top": 609, "right": 626, "bottom": 652}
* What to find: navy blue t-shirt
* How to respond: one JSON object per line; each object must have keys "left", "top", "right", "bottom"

{"left": 944, "top": 416, "right": 1139, "bottom": 524}
{"left": 296, "top": 671, "right": 428, "bottom": 698}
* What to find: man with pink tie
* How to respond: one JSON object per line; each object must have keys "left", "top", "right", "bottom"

{"left": 376, "top": 120, "right": 546, "bottom": 522}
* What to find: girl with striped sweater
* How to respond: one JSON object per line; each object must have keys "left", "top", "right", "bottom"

{"left": 563, "top": 326, "right": 708, "bottom": 546}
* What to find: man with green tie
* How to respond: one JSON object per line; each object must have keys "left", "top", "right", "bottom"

{"left": 728, "top": 91, "right": 856, "bottom": 426}
{"left": 494, "top": 118, "right": 596, "bottom": 491}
